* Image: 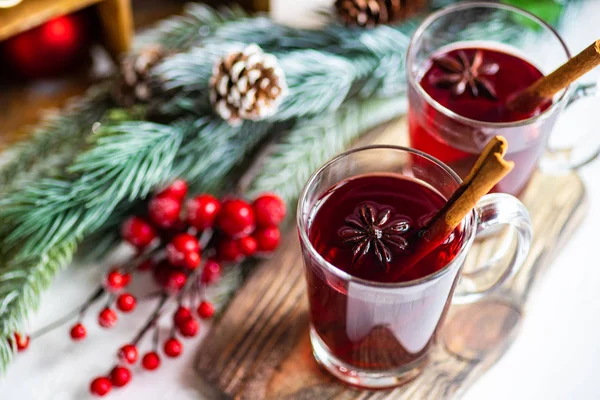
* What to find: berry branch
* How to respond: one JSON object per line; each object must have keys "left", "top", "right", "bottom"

{"left": 9, "top": 180, "right": 286, "bottom": 397}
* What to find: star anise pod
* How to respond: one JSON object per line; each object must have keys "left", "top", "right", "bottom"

{"left": 338, "top": 203, "right": 410, "bottom": 271}
{"left": 429, "top": 50, "right": 499, "bottom": 99}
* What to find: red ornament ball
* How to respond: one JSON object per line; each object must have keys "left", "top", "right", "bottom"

{"left": 142, "top": 352, "right": 161, "bottom": 371}
{"left": 217, "top": 237, "right": 243, "bottom": 262}
{"left": 163, "top": 337, "right": 183, "bottom": 358}
{"left": 239, "top": 236, "right": 258, "bottom": 257}
{"left": 12, "top": 333, "right": 29, "bottom": 351}
{"left": 173, "top": 307, "right": 192, "bottom": 327}
{"left": 166, "top": 234, "right": 200, "bottom": 267}
{"left": 90, "top": 377, "right": 112, "bottom": 397}
{"left": 110, "top": 366, "right": 132, "bottom": 388}
{"left": 98, "top": 308, "right": 118, "bottom": 328}
{"left": 178, "top": 317, "right": 200, "bottom": 338}
{"left": 197, "top": 301, "right": 215, "bottom": 320}
{"left": 253, "top": 193, "right": 286, "bottom": 227}
{"left": 70, "top": 323, "right": 87, "bottom": 341}
{"left": 1, "top": 13, "right": 92, "bottom": 80}
{"left": 157, "top": 179, "right": 188, "bottom": 201}
{"left": 116, "top": 293, "right": 137, "bottom": 313}
{"left": 201, "top": 259, "right": 222, "bottom": 285}
{"left": 186, "top": 194, "right": 221, "bottom": 230}
{"left": 148, "top": 195, "right": 181, "bottom": 229}
{"left": 165, "top": 271, "right": 187, "bottom": 292}
{"left": 254, "top": 227, "right": 281, "bottom": 252}
{"left": 105, "top": 269, "right": 126, "bottom": 292}
{"left": 118, "top": 344, "right": 138, "bottom": 364}
{"left": 121, "top": 217, "right": 156, "bottom": 248}
{"left": 217, "top": 199, "right": 255, "bottom": 237}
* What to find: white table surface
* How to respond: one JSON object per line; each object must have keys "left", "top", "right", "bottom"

{"left": 1, "top": 2, "right": 599, "bottom": 399}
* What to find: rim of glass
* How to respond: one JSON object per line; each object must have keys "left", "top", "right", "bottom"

{"left": 296, "top": 145, "right": 476, "bottom": 289}
{"left": 406, "top": 1, "right": 573, "bottom": 128}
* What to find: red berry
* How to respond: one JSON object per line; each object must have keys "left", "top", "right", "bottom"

{"left": 173, "top": 307, "right": 192, "bottom": 327}
{"left": 142, "top": 352, "right": 161, "bottom": 371}
{"left": 157, "top": 179, "right": 188, "bottom": 201}
{"left": 70, "top": 323, "right": 87, "bottom": 341}
{"left": 254, "top": 227, "right": 281, "bottom": 252}
{"left": 253, "top": 193, "right": 286, "bottom": 227}
{"left": 183, "top": 251, "right": 201, "bottom": 270}
{"left": 178, "top": 317, "right": 200, "bottom": 338}
{"left": 197, "top": 301, "right": 215, "bottom": 319}
{"left": 116, "top": 293, "right": 136, "bottom": 313}
{"left": 110, "top": 366, "right": 132, "bottom": 387}
{"left": 138, "top": 259, "right": 155, "bottom": 271}
{"left": 217, "top": 237, "right": 243, "bottom": 262}
{"left": 105, "top": 269, "right": 126, "bottom": 291}
{"left": 239, "top": 236, "right": 258, "bottom": 257}
{"left": 152, "top": 260, "right": 171, "bottom": 286}
{"left": 11, "top": 333, "right": 29, "bottom": 351}
{"left": 217, "top": 199, "right": 255, "bottom": 237}
{"left": 90, "top": 377, "right": 112, "bottom": 396}
{"left": 118, "top": 344, "right": 138, "bottom": 364}
{"left": 98, "top": 308, "right": 118, "bottom": 328}
{"left": 166, "top": 234, "right": 200, "bottom": 267}
{"left": 165, "top": 271, "right": 187, "bottom": 292}
{"left": 121, "top": 216, "right": 156, "bottom": 248}
{"left": 121, "top": 272, "right": 132, "bottom": 287}
{"left": 201, "top": 259, "right": 222, "bottom": 285}
{"left": 148, "top": 195, "right": 181, "bottom": 229}
{"left": 186, "top": 194, "right": 221, "bottom": 230}
{"left": 163, "top": 337, "right": 183, "bottom": 358}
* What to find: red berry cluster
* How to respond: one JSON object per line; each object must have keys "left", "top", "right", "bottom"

{"left": 9, "top": 180, "right": 286, "bottom": 397}
{"left": 25, "top": 179, "right": 282, "bottom": 397}
{"left": 88, "top": 183, "right": 285, "bottom": 396}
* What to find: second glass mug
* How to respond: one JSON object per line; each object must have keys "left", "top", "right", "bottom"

{"left": 297, "top": 146, "right": 532, "bottom": 389}
{"left": 407, "top": 2, "right": 598, "bottom": 196}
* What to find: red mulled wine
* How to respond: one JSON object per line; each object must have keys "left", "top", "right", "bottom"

{"left": 305, "top": 174, "right": 465, "bottom": 370}
{"left": 408, "top": 45, "right": 552, "bottom": 195}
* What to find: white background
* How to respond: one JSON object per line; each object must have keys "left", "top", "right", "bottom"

{"left": 1, "top": 1, "right": 600, "bottom": 399}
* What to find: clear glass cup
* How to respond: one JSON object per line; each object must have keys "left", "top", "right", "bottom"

{"left": 407, "top": 2, "right": 598, "bottom": 196}
{"left": 297, "top": 145, "right": 533, "bottom": 389}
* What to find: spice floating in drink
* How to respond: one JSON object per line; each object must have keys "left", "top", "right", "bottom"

{"left": 409, "top": 45, "right": 549, "bottom": 195}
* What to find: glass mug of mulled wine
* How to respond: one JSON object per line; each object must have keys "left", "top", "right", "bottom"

{"left": 297, "top": 146, "right": 532, "bottom": 388}
{"left": 407, "top": 2, "right": 598, "bottom": 196}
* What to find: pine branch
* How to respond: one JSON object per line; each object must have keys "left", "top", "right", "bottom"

{"left": 135, "top": 3, "right": 249, "bottom": 51}
{"left": 0, "top": 122, "right": 185, "bottom": 258}
{"left": 0, "top": 239, "right": 77, "bottom": 373}
{"left": 0, "top": 84, "right": 111, "bottom": 194}
{"left": 0, "top": 117, "right": 273, "bottom": 373}
{"left": 245, "top": 97, "right": 408, "bottom": 208}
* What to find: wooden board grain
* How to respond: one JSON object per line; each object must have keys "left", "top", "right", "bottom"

{"left": 195, "top": 118, "right": 588, "bottom": 400}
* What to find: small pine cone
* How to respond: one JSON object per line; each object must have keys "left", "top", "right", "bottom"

{"left": 114, "top": 45, "right": 167, "bottom": 107}
{"left": 210, "top": 44, "right": 288, "bottom": 126}
{"left": 335, "top": 0, "right": 428, "bottom": 27}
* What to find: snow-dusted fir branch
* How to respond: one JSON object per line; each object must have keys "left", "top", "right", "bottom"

{"left": 246, "top": 97, "right": 408, "bottom": 208}
{"left": 0, "top": 84, "right": 111, "bottom": 193}
{"left": 134, "top": 3, "right": 249, "bottom": 51}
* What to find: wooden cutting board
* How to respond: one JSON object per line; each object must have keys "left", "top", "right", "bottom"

{"left": 195, "top": 118, "right": 588, "bottom": 400}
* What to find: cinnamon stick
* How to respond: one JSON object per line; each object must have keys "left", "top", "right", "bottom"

{"left": 508, "top": 39, "right": 600, "bottom": 113}
{"left": 396, "top": 136, "right": 514, "bottom": 280}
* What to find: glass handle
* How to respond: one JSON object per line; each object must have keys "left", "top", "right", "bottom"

{"left": 540, "top": 82, "right": 600, "bottom": 172}
{"left": 452, "top": 194, "right": 533, "bottom": 304}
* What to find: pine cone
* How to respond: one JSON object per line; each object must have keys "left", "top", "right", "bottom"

{"left": 210, "top": 44, "right": 288, "bottom": 126}
{"left": 114, "top": 45, "right": 167, "bottom": 107}
{"left": 335, "top": 0, "right": 428, "bottom": 27}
